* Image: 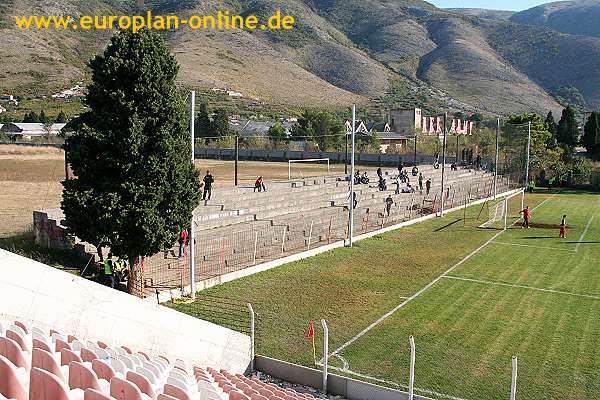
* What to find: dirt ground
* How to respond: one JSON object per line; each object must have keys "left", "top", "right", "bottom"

{"left": 0, "top": 148, "right": 349, "bottom": 237}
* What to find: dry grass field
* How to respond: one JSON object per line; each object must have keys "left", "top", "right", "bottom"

{"left": 0, "top": 146, "right": 348, "bottom": 237}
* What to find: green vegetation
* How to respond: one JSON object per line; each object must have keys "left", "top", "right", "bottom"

{"left": 290, "top": 109, "right": 345, "bottom": 151}
{"left": 171, "top": 191, "right": 600, "bottom": 400}
{"left": 583, "top": 112, "right": 600, "bottom": 158}
{"left": 62, "top": 30, "right": 200, "bottom": 292}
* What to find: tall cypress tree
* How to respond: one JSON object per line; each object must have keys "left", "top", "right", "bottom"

{"left": 583, "top": 112, "right": 600, "bottom": 156}
{"left": 557, "top": 106, "right": 579, "bottom": 155}
{"left": 62, "top": 29, "right": 200, "bottom": 294}
{"left": 194, "top": 103, "right": 212, "bottom": 138}
{"left": 211, "top": 108, "right": 231, "bottom": 137}
{"left": 545, "top": 111, "right": 557, "bottom": 136}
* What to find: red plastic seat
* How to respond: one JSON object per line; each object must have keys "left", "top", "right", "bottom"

{"left": 67, "top": 335, "right": 78, "bottom": 343}
{"left": 251, "top": 394, "right": 269, "bottom": 400}
{"left": 60, "top": 348, "right": 83, "bottom": 366}
{"left": 230, "top": 392, "right": 251, "bottom": 400}
{"left": 110, "top": 377, "right": 143, "bottom": 400}
{"left": 14, "top": 321, "right": 29, "bottom": 335}
{"left": 29, "top": 367, "right": 71, "bottom": 400}
{"left": 97, "top": 341, "right": 108, "bottom": 349}
{"left": 92, "top": 359, "right": 116, "bottom": 382}
{"left": 163, "top": 383, "right": 192, "bottom": 400}
{"left": 84, "top": 388, "right": 117, "bottom": 400}
{"left": 137, "top": 351, "right": 150, "bottom": 361}
{"left": 0, "top": 336, "right": 30, "bottom": 371}
{"left": 69, "top": 361, "right": 102, "bottom": 391}
{"left": 121, "top": 346, "right": 132, "bottom": 354}
{"left": 7, "top": 330, "right": 29, "bottom": 352}
{"left": 243, "top": 387, "right": 260, "bottom": 397}
{"left": 259, "top": 388, "right": 275, "bottom": 397}
{"left": 0, "top": 354, "right": 28, "bottom": 400}
{"left": 157, "top": 394, "right": 179, "bottom": 400}
{"left": 125, "top": 370, "right": 156, "bottom": 398}
{"left": 222, "top": 384, "right": 236, "bottom": 394}
{"left": 158, "top": 355, "right": 170, "bottom": 364}
{"left": 55, "top": 338, "right": 72, "bottom": 353}
{"left": 32, "top": 348, "right": 67, "bottom": 383}
{"left": 81, "top": 348, "right": 98, "bottom": 363}
{"left": 269, "top": 396, "right": 285, "bottom": 400}
{"left": 32, "top": 339, "right": 53, "bottom": 353}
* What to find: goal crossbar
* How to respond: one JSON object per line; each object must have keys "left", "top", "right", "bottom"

{"left": 479, "top": 188, "right": 525, "bottom": 230}
{"left": 288, "top": 158, "right": 330, "bottom": 179}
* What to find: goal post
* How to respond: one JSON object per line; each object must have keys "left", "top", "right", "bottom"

{"left": 288, "top": 158, "right": 330, "bottom": 179}
{"left": 479, "top": 189, "right": 524, "bottom": 230}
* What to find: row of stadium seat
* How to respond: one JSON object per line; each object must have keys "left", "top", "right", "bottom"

{"left": 0, "top": 320, "right": 312, "bottom": 400}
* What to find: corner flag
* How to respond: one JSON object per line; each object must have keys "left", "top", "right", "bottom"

{"left": 308, "top": 321, "right": 316, "bottom": 364}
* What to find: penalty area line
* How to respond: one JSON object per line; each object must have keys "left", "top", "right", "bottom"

{"left": 575, "top": 215, "right": 595, "bottom": 252}
{"left": 492, "top": 241, "right": 576, "bottom": 252}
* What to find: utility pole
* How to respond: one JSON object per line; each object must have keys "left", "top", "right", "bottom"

{"left": 524, "top": 121, "right": 531, "bottom": 189}
{"left": 345, "top": 132, "right": 348, "bottom": 175}
{"left": 348, "top": 105, "right": 356, "bottom": 248}
{"left": 493, "top": 118, "right": 500, "bottom": 199}
{"left": 440, "top": 113, "right": 447, "bottom": 216}
{"left": 234, "top": 135, "right": 239, "bottom": 186}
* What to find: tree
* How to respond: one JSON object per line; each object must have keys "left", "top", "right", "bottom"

{"left": 291, "top": 109, "right": 344, "bottom": 150}
{"left": 22, "top": 111, "right": 39, "bottom": 123}
{"left": 544, "top": 111, "right": 557, "bottom": 136}
{"left": 61, "top": 29, "right": 201, "bottom": 295}
{"left": 42, "top": 121, "right": 54, "bottom": 139}
{"left": 211, "top": 108, "right": 230, "bottom": 137}
{"left": 267, "top": 122, "right": 287, "bottom": 144}
{"left": 370, "top": 132, "right": 381, "bottom": 153}
{"left": 556, "top": 106, "right": 579, "bottom": 156}
{"left": 194, "top": 103, "right": 212, "bottom": 138}
{"left": 39, "top": 110, "right": 48, "bottom": 124}
{"left": 582, "top": 112, "right": 600, "bottom": 156}
{"left": 55, "top": 111, "right": 67, "bottom": 123}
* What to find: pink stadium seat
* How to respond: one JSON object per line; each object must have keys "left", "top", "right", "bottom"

{"left": 229, "top": 392, "right": 250, "bottom": 400}
{"left": 29, "top": 367, "right": 71, "bottom": 400}
{"left": 269, "top": 396, "right": 285, "bottom": 400}
{"left": 61, "top": 348, "right": 83, "bottom": 366}
{"left": 282, "top": 396, "right": 297, "bottom": 400}
{"left": 0, "top": 354, "right": 28, "bottom": 400}
{"left": 137, "top": 351, "right": 150, "bottom": 361}
{"left": 173, "top": 365, "right": 187, "bottom": 374}
{"left": 67, "top": 335, "right": 78, "bottom": 344}
{"left": 92, "top": 359, "right": 116, "bottom": 382}
{"left": 251, "top": 394, "right": 269, "bottom": 400}
{"left": 243, "top": 387, "right": 259, "bottom": 397}
{"left": 110, "top": 377, "right": 144, "bottom": 400}
{"left": 7, "top": 330, "right": 29, "bottom": 352}
{"left": 14, "top": 321, "right": 29, "bottom": 335}
{"left": 32, "top": 338, "right": 53, "bottom": 353}
{"left": 97, "top": 341, "right": 108, "bottom": 349}
{"left": 222, "top": 384, "right": 236, "bottom": 393}
{"left": 81, "top": 348, "right": 98, "bottom": 363}
{"left": 157, "top": 395, "right": 179, "bottom": 400}
{"left": 121, "top": 346, "right": 132, "bottom": 354}
{"left": 69, "top": 361, "right": 102, "bottom": 391}
{"left": 84, "top": 388, "right": 117, "bottom": 400}
{"left": 49, "top": 329, "right": 60, "bottom": 336}
{"left": 163, "top": 383, "right": 192, "bottom": 400}
{"left": 258, "top": 387, "right": 275, "bottom": 397}
{"left": 125, "top": 370, "right": 156, "bottom": 398}
{"left": 32, "top": 348, "right": 67, "bottom": 383}
{"left": 0, "top": 336, "right": 30, "bottom": 371}
{"left": 55, "top": 338, "right": 72, "bottom": 353}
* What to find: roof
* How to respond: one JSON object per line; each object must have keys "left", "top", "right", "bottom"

{"left": 230, "top": 120, "right": 295, "bottom": 138}
{"left": 366, "top": 122, "right": 391, "bottom": 132}
{"left": 0, "top": 122, "right": 66, "bottom": 135}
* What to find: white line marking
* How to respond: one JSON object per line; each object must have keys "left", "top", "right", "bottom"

{"left": 333, "top": 354, "right": 349, "bottom": 371}
{"left": 576, "top": 215, "right": 595, "bottom": 252}
{"left": 330, "top": 193, "right": 557, "bottom": 357}
{"left": 443, "top": 275, "right": 600, "bottom": 300}
{"left": 492, "top": 241, "right": 575, "bottom": 252}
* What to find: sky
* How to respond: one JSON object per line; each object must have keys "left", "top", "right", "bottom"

{"left": 428, "top": 0, "right": 549, "bottom": 11}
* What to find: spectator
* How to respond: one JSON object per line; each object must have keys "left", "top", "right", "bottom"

{"left": 254, "top": 176, "right": 267, "bottom": 192}
{"left": 178, "top": 228, "right": 188, "bottom": 260}
{"left": 203, "top": 170, "right": 214, "bottom": 201}
{"left": 412, "top": 165, "right": 419, "bottom": 176}
{"left": 377, "top": 167, "right": 383, "bottom": 179}
{"left": 418, "top": 173, "right": 424, "bottom": 193}
{"left": 102, "top": 253, "right": 116, "bottom": 289}
{"left": 397, "top": 162, "right": 404, "bottom": 175}
{"left": 401, "top": 183, "right": 415, "bottom": 193}
{"left": 476, "top": 154, "right": 481, "bottom": 169}
{"left": 426, "top": 178, "right": 432, "bottom": 195}
{"left": 350, "top": 191, "right": 357, "bottom": 209}
{"left": 395, "top": 175, "right": 401, "bottom": 195}
{"left": 385, "top": 195, "right": 394, "bottom": 216}
{"left": 451, "top": 162, "right": 457, "bottom": 171}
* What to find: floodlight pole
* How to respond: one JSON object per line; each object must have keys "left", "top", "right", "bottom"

{"left": 440, "top": 113, "right": 447, "bottom": 216}
{"left": 235, "top": 135, "right": 239, "bottom": 186}
{"left": 348, "top": 105, "right": 356, "bottom": 248}
{"left": 321, "top": 319, "right": 329, "bottom": 393}
{"left": 493, "top": 118, "right": 500, "bottom": 200}
{"left": 524, "top": 121, "right": 531, "bottom": 190}
{"left": 345, "top": 132, "right": 348, "bottom": 175}
{"left": 413, "top": 133, "right": 417, "bottom": 166}
{"left": 189, "top": 91, "right": 196, "bottom": 300}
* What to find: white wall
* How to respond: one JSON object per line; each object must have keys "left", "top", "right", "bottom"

{"left": 0, "top": 249, "right": 251, "bottom": 373}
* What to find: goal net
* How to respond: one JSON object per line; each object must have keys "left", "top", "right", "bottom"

{"left": 478, "top": 189, "right": 524, "bottom": 230}
{"left": 288, "top": 158, "right": 330, "bottom": 179}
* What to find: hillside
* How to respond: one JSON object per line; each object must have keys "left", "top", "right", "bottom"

{"left": 1, "top": 0, "right": 598, "bottom": 116}
{"left": 510, "top": 0, "right": 600, "bottom": 38}
{"left": 445, "top": 8, "right": 514, "bottom": 20}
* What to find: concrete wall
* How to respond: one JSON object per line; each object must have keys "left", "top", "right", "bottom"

{"left": 255, "top": 356, "right": 434, "bottom": 400}
{"left": 0, "top": 249, "right": 251, "bottom": 373}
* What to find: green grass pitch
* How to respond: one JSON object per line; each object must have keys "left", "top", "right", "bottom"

{"left": 170, "top": 190, "right": 600, "bottom": 400}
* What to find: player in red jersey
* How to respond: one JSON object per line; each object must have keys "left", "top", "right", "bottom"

{"left": 520, "top": 206, "right": 530, "bottom": 228}
{"left": 559, "top": 215, "right": 567, "bottom": 238}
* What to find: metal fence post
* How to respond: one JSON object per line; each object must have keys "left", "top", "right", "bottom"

{"left": 307, "top": 221, "right": 314, "bottom": 250}
{"left": 321, "top": 319, "right": 328, "bottom": 393}
{"left": 510, "top": 356, "right": 518, "bottom": 400}
{"left": 247, "top": 304, "right": 255, "bottom": 373}
{"left": 189, "top": 90, "right": 196, "bottom": 300}
{"left": 253, "top": 231, "right": 258, "bottom": 265}
{"left": 281, "top": 227, "right": 286, "bottom": 255}
{"left": 409, "top": 336, "right": 416, "bottom": 400}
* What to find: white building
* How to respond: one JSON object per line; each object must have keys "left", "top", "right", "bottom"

{"left": 0, "top": 122, "right": 66, "bottom": 139}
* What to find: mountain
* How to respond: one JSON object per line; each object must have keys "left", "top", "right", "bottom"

{"left": 445, "top": 8, "right": 514, "bottom": 20}
{"left": 1, "top": 0, "right": 598, "bottom": 116}
{"left": 510, "top": 0, "right": 600, "bottom": 38}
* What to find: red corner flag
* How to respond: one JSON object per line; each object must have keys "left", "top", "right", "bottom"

{"left": 307, "top": 321, "right": 314, "bottom": 338}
